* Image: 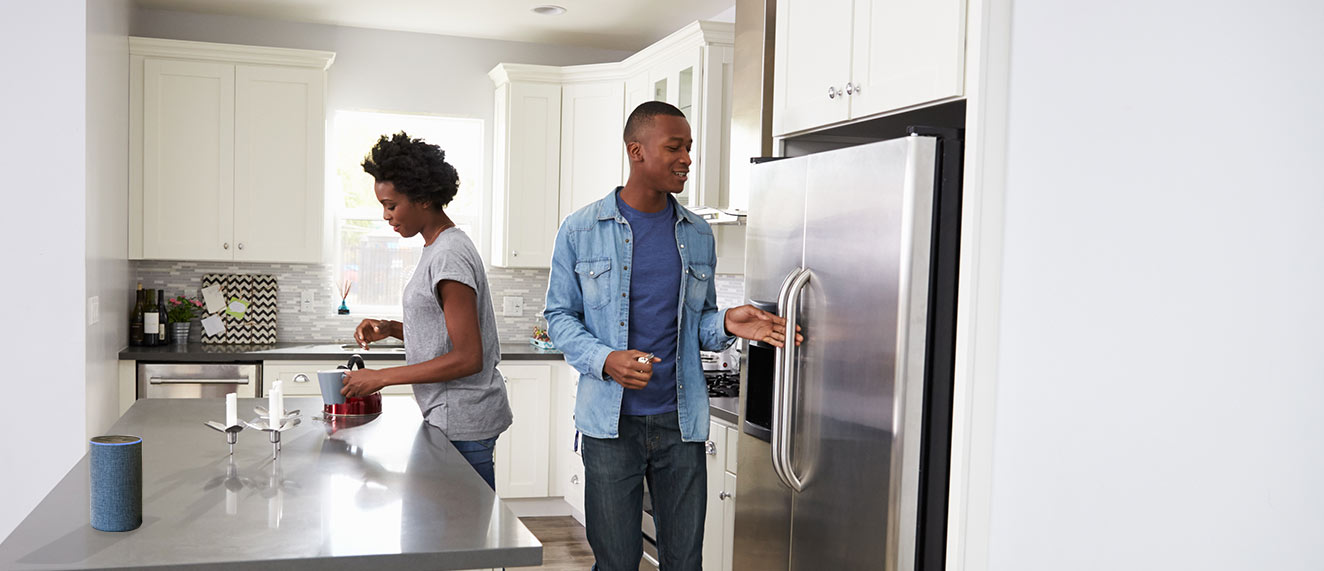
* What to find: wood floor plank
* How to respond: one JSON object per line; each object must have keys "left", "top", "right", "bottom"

{"left": 518, "top": 516, "right": 596, "bottom": 570}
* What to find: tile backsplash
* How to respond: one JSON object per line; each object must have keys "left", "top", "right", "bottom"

{"left": 132, "top": 260, "right": 745, "bottom": 345}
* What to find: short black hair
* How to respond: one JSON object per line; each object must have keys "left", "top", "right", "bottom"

{"left": 623, "top": 101, "right": 687, "bottom": 143}
{"left": 361, "top": 131, "right": 459, "bottom": 208}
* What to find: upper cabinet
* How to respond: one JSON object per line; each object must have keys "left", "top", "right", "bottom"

{"left": 489, "top": 22, "right": 735, "bottom": 269}
{"left": 773, "top": 0, "right": 966, "bottom": 137}
{"left": 129, "top": 37, "right": 334, "bottom": 263}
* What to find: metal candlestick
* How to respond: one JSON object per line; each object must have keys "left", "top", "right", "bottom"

{"left": 203, "top": 421, "right": 245, "bottom": 456}
{"left": 246, "top": 407, "right": 301, "bottom": 459}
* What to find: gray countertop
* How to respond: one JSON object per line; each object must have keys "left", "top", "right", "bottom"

{"left": 0, "top": 397, "right": 542, "bottom": 570}
{"left": 119, "top": 342, "right": 565, "bottom": 363}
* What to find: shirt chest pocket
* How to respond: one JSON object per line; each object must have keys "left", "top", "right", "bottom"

{"left": 575, "top": 259, "right": 613, "bottom": 310}
{"left": 684, "top": 264, "right": 713, "bottom": 311}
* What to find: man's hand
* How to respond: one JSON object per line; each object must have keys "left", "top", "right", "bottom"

{"left": 603, "top": 350, "right": 660, "bottom": 390}
{"left": 341, "top": 367, "right": 390, "bottom": 398}
{"left": 724, "top": 304, "right": 803, "bottom": 347}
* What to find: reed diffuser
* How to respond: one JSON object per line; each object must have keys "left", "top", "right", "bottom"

{"left": 337, "top": 280, "right": 352, "bottom": 315}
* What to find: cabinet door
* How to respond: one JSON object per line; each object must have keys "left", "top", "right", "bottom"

{"left": 494, "top": 363, "right": 552, "bottom": 498}
{"left": 703, "top": 419, "right": 728, "bottom": 570}
{"left": 773, "top": 0, "right": 853, "bottom": 136}
{"left": 721, "top": 471, "right": 737, "bottom": 571}
{"left": 492, "top": 81, "right": 561, "bottom": 268}
{"left": 850, "top": 0, "right": 966, "bottom": 119}
{"left": 233, "top": 65, "right": 325, "bottom": 263}
{"left": 142, "top": 58, "right": 234, "bottom": 261}
{"left": 558, "top": 81, "right": 625, "bottom": 216}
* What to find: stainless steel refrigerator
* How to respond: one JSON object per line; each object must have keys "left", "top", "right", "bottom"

{"left": 734, "top": 129, "right": 961, "bottom": 571}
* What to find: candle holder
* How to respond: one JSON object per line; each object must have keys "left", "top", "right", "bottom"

{"left": 246, "top": 407, "right": 302, "bottom": 459}
{"left": 203, "top": 421, "right": 245, "bottom": 456}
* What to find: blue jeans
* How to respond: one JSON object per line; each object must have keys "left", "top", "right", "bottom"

{"left": 583, "top": 411, "right": 706, "bottom": 571}
{"left": 451, "top": 436, "right": 498, "bottom": 491}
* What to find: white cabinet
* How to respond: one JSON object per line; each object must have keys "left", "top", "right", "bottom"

{"left": 702, "top": 419, "right": 729, "bottom": 570}
{"left": 558, "top": 80, "right": 625, "bottom": 216}
{"left": 721, "top": 470, "right": 737, "bottom": 571}
{"left": 773, "top": 0, "right": 966, "bottom": 136}
{"left": 261, "top": 360, "right": 412, "bottom": 396}
{"left": 551, "top": 361, "right": 585, "bottom": 517}
{"left": 490, "top": 72, "right": 562, "bottom": 268}
{"left": 494, "top": 363, "right": 552, "bottom": 498}
{"left": 130, "top": 37, "right": 333, "bottom": 263}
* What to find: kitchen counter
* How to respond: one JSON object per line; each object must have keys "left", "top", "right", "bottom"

{"left": 119, "top": 342, "right": 565, "bottom": 363}
{"left": 0, "top": 397, "right": 541, "bottom": 570}
{"left": 710, "top": 396, "right": 739, "bottom": 426}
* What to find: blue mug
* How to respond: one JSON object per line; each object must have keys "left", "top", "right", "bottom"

{"left": 316, "top": 370, "right": 347, "bottom": 405}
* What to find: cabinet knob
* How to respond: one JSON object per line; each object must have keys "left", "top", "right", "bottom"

{"left": 827, "top": 86, "right": 841, "bottom": 100}
{"left": 511, "top": 250, "right": 519, "bottom": 257}
{"left": 223, "top": 242, "right": 230, "bottom": 250}
{"left": 571, "top": 475, "right": 579, "bottom": 485}
{"left": 237, "top": 243, "right": 244, "bottom": 250}
{"left": 719, "top": 491, "right": 732, "bottom": 501}
{"left": 705, "top": 441, "right": 717, "bottom": 455}
{"left": 292, "top": 374, "right": 310, "bottom": 383}
{"left": 845, "top": 82, "right": 861, "bottom": 95}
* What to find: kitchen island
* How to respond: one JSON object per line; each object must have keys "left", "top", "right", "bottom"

{"left": 0, "top": 397, "right": 541, "bottom": 570}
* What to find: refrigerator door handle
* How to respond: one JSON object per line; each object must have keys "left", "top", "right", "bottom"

{"left": 774, "top": 268, "right": 813, "bottom": 492}
{"left": 770, "top": 267, "right": 804, "bottom": 488}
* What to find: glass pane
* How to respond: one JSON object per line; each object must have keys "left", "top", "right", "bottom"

{"left": 678, "top": 67, "right": 694, "bottom": 120}
{"left": 654, "top": 78, "right": 667, "bottom": 102}
{"left": 338, "top": 217, "right": 423, "bottom": 310}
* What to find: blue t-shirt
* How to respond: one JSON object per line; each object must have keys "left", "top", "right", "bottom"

{"left": 616, "top": 190, "right": 681, "bottom": 416}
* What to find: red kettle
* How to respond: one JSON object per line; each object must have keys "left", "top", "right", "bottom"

{"left": 324, "top": 354, "right": 382, "bottom": 417}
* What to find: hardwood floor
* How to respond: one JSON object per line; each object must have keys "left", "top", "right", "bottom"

{"left": 519, "top": 516, "right": 596, "bottom": 570}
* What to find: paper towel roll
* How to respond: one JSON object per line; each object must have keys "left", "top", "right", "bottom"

{"left": 89, "top": 435, "right": 142, "bottom": 532}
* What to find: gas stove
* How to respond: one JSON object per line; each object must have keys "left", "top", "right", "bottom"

{"left": 705, "top": 371, "right": 740, "bottom": 398}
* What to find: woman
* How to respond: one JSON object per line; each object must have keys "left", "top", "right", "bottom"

{"left": 343, "top": 131, "right": 512, "bottom": 490}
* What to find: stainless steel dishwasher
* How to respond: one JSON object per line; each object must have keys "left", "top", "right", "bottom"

{"left": 137, "top": 363, "right": 260, "bottom": 399}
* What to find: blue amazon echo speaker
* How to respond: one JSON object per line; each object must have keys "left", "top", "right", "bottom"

{"left": 89, "top": 435, "right": 142, "bottom": 532}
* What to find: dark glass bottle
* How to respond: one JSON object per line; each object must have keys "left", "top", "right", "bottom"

{"left": 129, "top": 283, "right": 145, "bottom": 346}
{"left": 143, "top": 289, "right": 159, "bottom": 345}
{"left": 156, "top": 289, "right": 168, "bottom": 346}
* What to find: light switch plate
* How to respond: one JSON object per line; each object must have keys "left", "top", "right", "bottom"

{"left": 300, "top": 290, "right": 315, "bottom": 313}
{"left": 503, "top": 296, "right": 524, "bottom": 317}
{"left": 88, "top": 296, "right": 99, "bottom": 325}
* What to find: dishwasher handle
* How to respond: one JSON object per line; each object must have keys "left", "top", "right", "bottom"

{"left": 149, "top": 377, "right": 250, "bottom": 385}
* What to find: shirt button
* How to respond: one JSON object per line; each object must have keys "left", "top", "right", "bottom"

{"left": 619, "top": 321, "right": 625, "bottom": 326}
{"left": 589, "top": 271, "right": 595, "bottom": 276}
{"left": 623, "top": 265, "right": 628, "bottom": 270}
{"left": 625, "top": 238, "right": 630, "bottom": 243}
{"left": 680, "top": 244, "right": 685, "bottom": 249}
{"left": 621, "top": 293, "right": 627, "bottom": 297}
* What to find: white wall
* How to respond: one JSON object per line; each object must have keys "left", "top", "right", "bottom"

{"left": 86, "top": 0, "right": 133, "bottom": 455}
{"left": 133, "top": 9, "right": 631, "bottom": 257}
{"left": 987, "top": 2, "right": 1324, "bottom": 569}
{"left": 0, "top": 0, "right": 89, "bottom": 542}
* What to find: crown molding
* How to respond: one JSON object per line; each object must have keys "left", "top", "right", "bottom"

{"left": 129, "top": 37, "right": 336, "bottom": 70}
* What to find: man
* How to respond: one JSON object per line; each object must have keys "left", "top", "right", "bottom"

{"left": 545, "top": 101, "right": 797, "bottom": 570}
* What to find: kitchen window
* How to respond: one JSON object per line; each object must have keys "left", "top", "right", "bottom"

{"left": 331, "top": 110, "right": 484, "bottom": 317}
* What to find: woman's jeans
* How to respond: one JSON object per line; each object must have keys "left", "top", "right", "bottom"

{"left": 582, "top": 411, "right": 706, "bottom": 571}
{"left": 451, "top": 436, "right": 498, "bottom": 491}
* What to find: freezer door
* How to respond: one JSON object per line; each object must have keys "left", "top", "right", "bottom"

{"left": 788, "top": 136, "right": 937, "bottom": 571}
{"left": 733, "top": 154, "right": 807, "bottom": 571}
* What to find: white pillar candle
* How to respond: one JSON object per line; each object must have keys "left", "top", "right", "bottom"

{"left": 269, "top": 381, "right": 283, "bottom": 426}
{"left": 225, "top": 393, "right": 237, "bottom": 428}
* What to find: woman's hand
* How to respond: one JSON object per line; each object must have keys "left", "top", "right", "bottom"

{"left": 724, "top": 304, "right": 803, "bottom": 347}
{"left": 354, "top": 318, "right": 397, "bottom": 349}
{"left": 341, "top": 367, "right": 390, "bottom": 398}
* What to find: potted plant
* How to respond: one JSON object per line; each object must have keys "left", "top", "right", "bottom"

{"left": 166, "top": 294, "right": 205, "bottom": 344}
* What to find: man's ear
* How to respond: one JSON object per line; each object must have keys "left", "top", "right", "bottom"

{"left": 626, "top": 141, "right": 643, "bottom": 163}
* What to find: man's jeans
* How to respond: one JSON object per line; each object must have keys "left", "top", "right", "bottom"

{"left": 583, "top": 411, "right": 706, "bottom": 571}
{"left": 451, "top": 436, "right": 498, "bottom": 491}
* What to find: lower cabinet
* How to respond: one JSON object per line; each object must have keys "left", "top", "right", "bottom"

{"left": 704, "top": 418, "right": 739, "bottom": 571}
{"left": 494, "top": 362, "right": 552, "bottom": 498}
{"left": 261, "top": 360, "right": 412, "bottom": 396}
{"left": 551, "top": 361, "right": 586, "bottom": 516}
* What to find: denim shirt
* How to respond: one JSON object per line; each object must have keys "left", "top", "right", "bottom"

{"left": 545, "top": 188, "right": 735, "bottom": 442}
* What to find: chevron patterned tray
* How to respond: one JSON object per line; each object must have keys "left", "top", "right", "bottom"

{"left": 200, "top": 273, "right": 278, "bottom": 344}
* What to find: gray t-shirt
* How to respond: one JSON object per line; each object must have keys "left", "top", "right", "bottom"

{"left": 403, "top": 227, "right": 512, "bottom": 441}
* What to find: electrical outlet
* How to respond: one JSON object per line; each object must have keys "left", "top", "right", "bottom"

{"left": 503, "top": 296, "right": 524, "bottom": 317}
{"left": 300, "top": 290, "right": 315, "bottom": 313}
{"left": 88, "top": 296, "right": 100, "bottom": 325}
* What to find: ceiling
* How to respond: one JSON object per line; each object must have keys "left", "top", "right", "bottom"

{"left": 133, "top": 0, "right": 737, "bottom": 52}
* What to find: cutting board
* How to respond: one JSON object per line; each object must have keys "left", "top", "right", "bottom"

{"left": 200, "top": 273, "right": 278, "bottom": 344}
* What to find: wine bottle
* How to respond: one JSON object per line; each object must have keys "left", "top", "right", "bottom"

{"left": 143, "top": 289, "right": 159, "bottom": 345}
{"left": 129, "top": 283, "right": 145, "bottom": 346}
{"left": 156, "top": 289, "right": 168, "bottom": 346}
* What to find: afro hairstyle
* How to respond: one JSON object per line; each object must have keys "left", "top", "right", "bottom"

{"left": 361, "top": 131, "right": 460, "bottom": 208}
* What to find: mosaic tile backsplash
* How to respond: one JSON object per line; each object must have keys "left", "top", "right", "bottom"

{"left": 132, "top": 260, "right": 745, "bottom": 345}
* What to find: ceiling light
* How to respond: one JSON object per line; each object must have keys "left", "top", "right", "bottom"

{"left": 531, "top": 5, "right": 567, "bottom": 16}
